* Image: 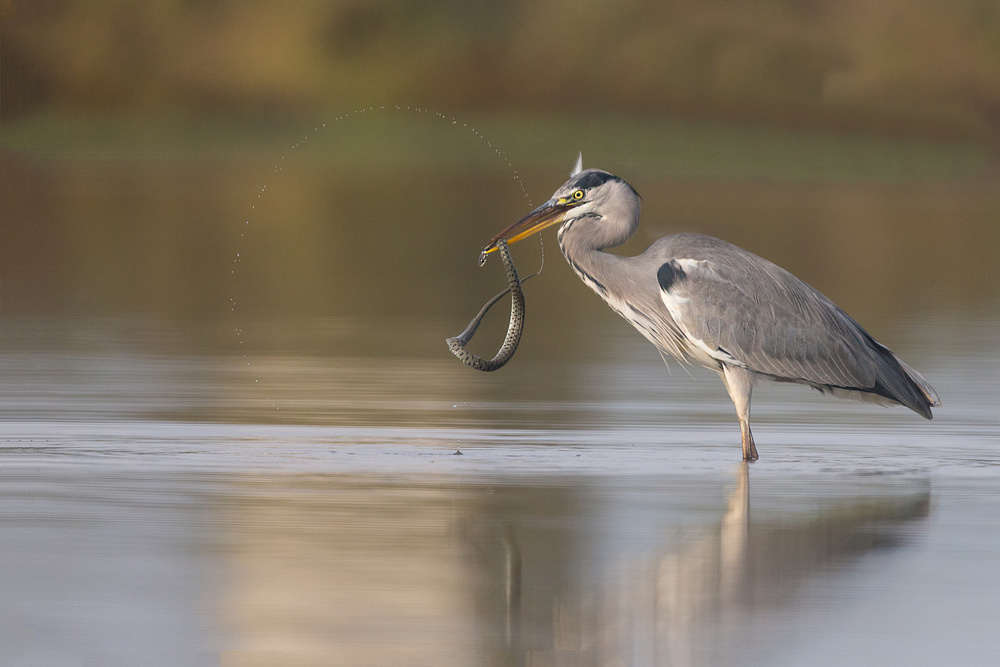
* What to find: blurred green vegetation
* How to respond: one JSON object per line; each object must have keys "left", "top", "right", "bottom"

{"left": 1, "top": 110, "right": 991, "bottom": 183}
{"left": 3, "top": 0, "right": 1000, "bottom": 143}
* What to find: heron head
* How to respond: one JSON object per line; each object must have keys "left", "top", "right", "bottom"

{"left": 482, "top": 154, "right": 641, "bottom": 256}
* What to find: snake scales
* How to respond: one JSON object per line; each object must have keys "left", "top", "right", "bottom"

{"left": 446, "top": 240, "right": 527, "bottom": 372}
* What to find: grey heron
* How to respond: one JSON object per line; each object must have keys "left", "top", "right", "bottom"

{"left": 482, "top": 155, "right": 940, "bottom": 461}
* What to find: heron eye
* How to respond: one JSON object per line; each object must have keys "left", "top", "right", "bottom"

{"left": 572, "top": 190, "right": 584, "bottom": 200}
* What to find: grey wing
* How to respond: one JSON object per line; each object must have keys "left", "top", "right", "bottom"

{"left": 656, "top": 249, "right": 939, "bottom": 416}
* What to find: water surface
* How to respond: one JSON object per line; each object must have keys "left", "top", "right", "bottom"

{"left": 1, "top": 313, "right": 997, "bottom": 666}
{"left": 2, "top": 119, "right": 999, "bottom": 664}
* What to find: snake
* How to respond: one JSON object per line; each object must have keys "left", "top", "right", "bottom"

{"left": 446, "top": 240, "right": 528, "bottom": 372}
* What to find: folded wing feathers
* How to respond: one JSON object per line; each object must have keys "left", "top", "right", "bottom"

{"left": 666, "top": 253, "right": 937, "bottom": 418}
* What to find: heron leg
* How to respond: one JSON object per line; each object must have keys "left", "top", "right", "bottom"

{"left": 719, "top": 365, "right": 759, "bottom": 462}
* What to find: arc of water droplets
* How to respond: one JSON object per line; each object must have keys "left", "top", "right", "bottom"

{"left": 230, "top": 105, "right": 536, "bottom": 411}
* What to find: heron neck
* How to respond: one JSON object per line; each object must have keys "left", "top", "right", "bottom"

{"left": 557, "top": 228, "right": 631, "bottom": 302}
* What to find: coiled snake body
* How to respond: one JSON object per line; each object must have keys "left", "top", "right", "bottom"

{"left": 446, "top": 240, "right": 525, "bottom": 372}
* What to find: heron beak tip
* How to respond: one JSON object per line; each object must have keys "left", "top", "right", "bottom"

{"left": 482, "top": 200, "right": 571, "bottom": 254}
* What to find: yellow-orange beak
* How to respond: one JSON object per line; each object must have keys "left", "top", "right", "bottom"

{"left": 481, "top": 198, "right": 577, "bottom": 257}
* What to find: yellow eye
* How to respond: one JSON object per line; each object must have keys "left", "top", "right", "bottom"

{"left": 573, "top": 190, "right": 584, "bottom": 200}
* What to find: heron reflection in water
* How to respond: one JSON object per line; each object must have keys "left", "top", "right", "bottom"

{"left": 483, "top": 155, "right": 940, "bottom": 461}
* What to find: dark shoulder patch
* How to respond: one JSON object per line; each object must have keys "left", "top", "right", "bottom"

{"left": 657, "top": 260, "right": 685, "bottom": 292}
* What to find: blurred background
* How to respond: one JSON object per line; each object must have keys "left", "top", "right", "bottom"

{"left": 4, "top": 5, "right": 1000, "bottom": 663}
{"left": 2, "top": 0, "right": 999, "bottom": 351}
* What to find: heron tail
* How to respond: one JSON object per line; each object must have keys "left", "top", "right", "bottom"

{"left": 869, "top": 341, "right": 941, "bottom": 419}
{"left": 895, "top": 357, "right": 942, "bottom": 411}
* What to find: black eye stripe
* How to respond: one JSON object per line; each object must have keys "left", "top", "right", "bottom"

{"left": 570, "top": 170, "right": 640, "bottom": 200}
{"left": 572, "top": 171, "right": 617, "bottom": 190}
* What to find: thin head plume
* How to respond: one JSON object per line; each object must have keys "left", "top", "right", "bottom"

{"left": 571, "top": 152, "right": 583, "bottom": 176}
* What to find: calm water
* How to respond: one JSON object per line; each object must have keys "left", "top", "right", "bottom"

{"left": 2, "top": 122, "right": 999, "bottom": 664}
{"left": 0, "top": 313, "right": 998, "bottom": 666}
